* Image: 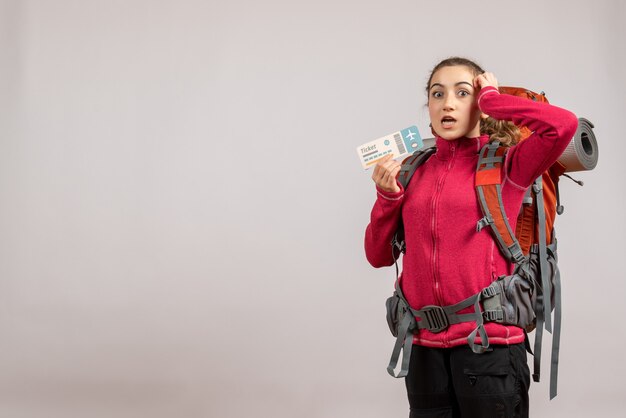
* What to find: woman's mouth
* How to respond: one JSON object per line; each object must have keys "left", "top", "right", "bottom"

{"left": 441, "top": 116, "right": 457, "bottom": 128}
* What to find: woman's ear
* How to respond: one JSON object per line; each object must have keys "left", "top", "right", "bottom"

{"left": 480, "top": 113, "right": 489, "bottom": 120}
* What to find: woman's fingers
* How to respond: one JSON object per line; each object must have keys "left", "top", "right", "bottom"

{"left": 372, "top": 155, "right": 401, "bottom": 193}
{"left": 382, "top": 161, "right": 400, "bottom": 182}
{"left": 385, "top": 164, "right": 402, "bottom": 187}
{"left": 371, "top": 155, "right": 391, "bottom": 182}
{"left": 474, "top": 72, "right": 499, "bottom": 90}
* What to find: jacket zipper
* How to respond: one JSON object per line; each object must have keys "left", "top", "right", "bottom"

{"left": 430, "top": 144, "right": 455, "bottom": 344}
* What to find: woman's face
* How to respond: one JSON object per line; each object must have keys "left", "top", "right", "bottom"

{"left": 428, "top": 65, "right": 482, "bottom": 141}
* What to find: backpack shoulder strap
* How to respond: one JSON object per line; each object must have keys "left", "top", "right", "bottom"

{"left": 397, "top": 146, "right": 436, "bottom": 189}
{"left": 475, "top": 141, "right": 526, "bottom": 264}
{"left": 391, "top": 146, "right": 437, "bottom": 277}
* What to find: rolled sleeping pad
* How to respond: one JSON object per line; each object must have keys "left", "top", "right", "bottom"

{"left": 558, "top": 118, "right": 598, "bottom": 172}
{"left": 418, "top": 118, "right": 598, "bottom": 173}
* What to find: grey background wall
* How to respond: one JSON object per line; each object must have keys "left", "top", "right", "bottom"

{"left": 0, "top": 0, "right": 624, "bottom": 417}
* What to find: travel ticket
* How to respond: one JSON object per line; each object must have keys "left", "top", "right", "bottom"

{"left": 356, "top": 126, "right": 423, "bottom": 169}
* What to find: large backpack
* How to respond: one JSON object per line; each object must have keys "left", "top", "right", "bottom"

{"left": 385, "top": 87, "right": 588, "bottom": 399}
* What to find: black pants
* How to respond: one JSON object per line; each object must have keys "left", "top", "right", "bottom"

{"left": 405, "top": 344, "right": 530, "bottom": 418}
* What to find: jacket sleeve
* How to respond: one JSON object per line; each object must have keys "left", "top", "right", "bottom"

{"left": 364, "top": 184, "right": 405, "bottom": 268}
{"left": 477, "top": 86, "right": 579, "bottom": 188}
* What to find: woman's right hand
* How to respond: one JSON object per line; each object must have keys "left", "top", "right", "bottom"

{"left": 372, "top": 155, "right": 401, "bottom": 193}
{"left": 474, "top": 71, "right": 499, "bottom": 91}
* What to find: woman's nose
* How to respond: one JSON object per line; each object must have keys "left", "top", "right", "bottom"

{"left": 443, "top": 96, "right": 455, "bottom": 111}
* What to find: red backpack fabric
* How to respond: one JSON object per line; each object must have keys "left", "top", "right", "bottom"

{"left": 498, "top": 86, "right": 566, "bottom": 253}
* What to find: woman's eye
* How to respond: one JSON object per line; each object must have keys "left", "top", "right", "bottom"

{"left": 458, "top": 90, "right": 470, "bottom": 97}
{"left": 432, "top": 91, "right": 443, "bottom": 98}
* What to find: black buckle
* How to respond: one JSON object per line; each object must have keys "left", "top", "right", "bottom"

{"left": 418, "top": 305, "right": 449, "bottom": 333}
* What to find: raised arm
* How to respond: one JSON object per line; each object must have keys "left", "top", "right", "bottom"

{"left": 476, "top": 83, "right": 578, "bottom": 188}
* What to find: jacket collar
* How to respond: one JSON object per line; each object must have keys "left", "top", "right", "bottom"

{"left": 435, "top": 134, "right": 491, "bottom": 160}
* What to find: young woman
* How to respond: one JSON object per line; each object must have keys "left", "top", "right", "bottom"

{"left": 364, "top": 57, "right": 578, "bottom": 418}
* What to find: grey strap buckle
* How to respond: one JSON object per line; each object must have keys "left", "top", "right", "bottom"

{"left": 508, "top": 243, "right": 527, "bottom": 265}
{"left": 483, "top": 309, "right": 504, "bottom": 322}
{"left": 391, "top": 236, "right": 406, "bottom": 254}
{"left": 418, "top": 305, "right": 449, "bottom": 333}
{"left": 523, "top": 187, "right": 533, "bottom": 205}
{"left": 476, "top": 215, "right": 494, "bottom": 232}
{"left": 481, "top": 284, "right": 500, "bottom": 298}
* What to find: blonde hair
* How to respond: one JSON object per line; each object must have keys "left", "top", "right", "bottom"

{"left": 427, "top": 57, "right": 521, "bottom": 147}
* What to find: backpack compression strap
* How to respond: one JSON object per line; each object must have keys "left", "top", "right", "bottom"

{"left": 527, "top": 178, "right": 549, "bottom": 389}
{"left": 523, "top": 239, "right": 562, "bottom": 399}
{"left": 534, "top": 177, "right": 553, "bottom": 332}
{"left": 531, "top": 177, "right": 562, "bottom": 399}
{"left": 475, "top": 142, "right": 526, "bottom": 264}
{"left": 549, "top": 246, "right": 562, "bottom": 400}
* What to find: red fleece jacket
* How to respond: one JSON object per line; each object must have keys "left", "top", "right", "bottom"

{"left": 365, "top": 86, "right": 578, "bottom": 348}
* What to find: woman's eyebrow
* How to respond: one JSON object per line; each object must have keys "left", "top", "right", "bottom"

{"left": 430, "top": 81, "right": 474, "bottom": 90}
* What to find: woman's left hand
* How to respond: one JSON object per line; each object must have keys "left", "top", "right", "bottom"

{"left": 474, "top": 72, "right": 499, "bottom": 91}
